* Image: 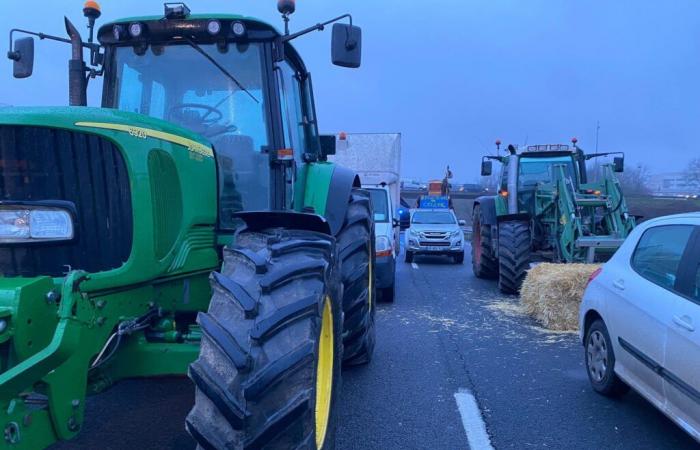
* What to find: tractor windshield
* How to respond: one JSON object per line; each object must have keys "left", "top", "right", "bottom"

{"left": 518, "top": 156, "right": 577, "bottom": 188}
{"left": 110, "top": 42, "right": 271, "bottom": 218}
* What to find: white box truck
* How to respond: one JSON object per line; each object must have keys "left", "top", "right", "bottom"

{"left": 329, "top": 132, "right": 401, "bottom": 302}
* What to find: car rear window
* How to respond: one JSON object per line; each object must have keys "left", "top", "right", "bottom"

{"left": 631, "top": 225, "right": 694, "bottom": 292}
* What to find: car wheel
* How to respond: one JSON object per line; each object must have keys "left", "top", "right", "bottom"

{"left": 585, "top": 319, "right": 630, "bottom": 397}
{"left": 405, "top": 251, "right": 413, "bottom": 263}
{"left": 454, "top": 252, "right": 464, "bottom": 264}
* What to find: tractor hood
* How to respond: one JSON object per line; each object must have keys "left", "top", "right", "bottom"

{"left": 0, "top": 106, "right": 211, "bottom": 148}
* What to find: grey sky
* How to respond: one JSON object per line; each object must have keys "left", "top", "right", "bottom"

{"left": 1, "top": 0, "right": 698, "bottom": 182}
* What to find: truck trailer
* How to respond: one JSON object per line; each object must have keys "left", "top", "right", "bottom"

{"left": 329, "top": 132, "right": 401, "bottom": 302}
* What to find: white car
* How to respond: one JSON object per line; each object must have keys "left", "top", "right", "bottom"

{"left": 404, "top": 208, "right": 465, "bottom": 264}
{"left": 579, "top": 212, "right": 700, "bottom": 441}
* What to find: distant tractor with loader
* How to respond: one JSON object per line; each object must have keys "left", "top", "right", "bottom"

{"left": 472, "top": 140, "right": 636, "bottom": 294}
{"left": 1, "top": 2, "right": 374, "bottom": 448}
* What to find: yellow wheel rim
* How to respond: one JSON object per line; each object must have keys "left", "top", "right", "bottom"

{"left": 368, "top": 250, "right": 374, "bottom": 312}
{"left": 315, "top": 296, "right": 334, "bottom": 449}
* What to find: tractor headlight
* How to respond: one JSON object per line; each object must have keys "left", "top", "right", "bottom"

{"left": 0, "top": 206, "right": 74, "bottom": 243}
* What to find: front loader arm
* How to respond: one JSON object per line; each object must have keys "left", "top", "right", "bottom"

{"left": 0, "top": 271, "right": 91, "bottom": 448}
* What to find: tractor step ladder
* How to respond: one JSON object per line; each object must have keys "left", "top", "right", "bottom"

{"left": 574, "top": 195, "right": 609, "bottom": 207}
{"left": 575, "top": 235, "right": 626, "bottom": 263}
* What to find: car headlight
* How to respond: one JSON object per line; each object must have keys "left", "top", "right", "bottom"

{"left": 409, "top": 228, "right": 419, "bottom": 236}
{"left": 0, "top": 205, "right": 74, "bottom": 243}
{"left": 451, "top": 229, "right": 462, "bottom": 238}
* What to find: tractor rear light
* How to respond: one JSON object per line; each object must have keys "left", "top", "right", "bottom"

{"left": 499, "top": 190, "right": 508, "bottom": 197}
{"left": 587, "top": 267, "right": 603, "bottom": 286}
{"left": 0, "top": 206, "right": 74, "bottom": 243}
{"left": 277, "top": 148, "right": 294, "bottom": 160}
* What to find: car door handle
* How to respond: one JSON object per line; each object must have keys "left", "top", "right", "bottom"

{"left": 612, "top": 279, "right": 625, "bottom": 291}
{"left": 673, "top": 315, "right": 695, "bottom": 332}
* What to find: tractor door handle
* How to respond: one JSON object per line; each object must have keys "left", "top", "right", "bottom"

{"left": 612, "top": 279, "right": 625, "bottom": 291}
{"left": 673, "top": 315, "right": 695, "bottom": 332}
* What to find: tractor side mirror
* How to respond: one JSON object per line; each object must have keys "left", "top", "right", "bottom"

{"left": 319, "top": 135, "right": 336, "bottom": 159}
{"left": 481, "top": 160, "right": 493, "bottom": 176}
{"left": 613, "top": 156, "right": 624, "bottom": 173}
{"left": 332, "top": 23, "right": 362, "bottom": 68}
{"left": 9, "top": 37, "right": 35, "bottom": 79}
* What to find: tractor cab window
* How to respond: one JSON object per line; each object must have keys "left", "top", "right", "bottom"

{"left": 518, "top": 157, "right": 576, "bottom": 189}
{"left": 109, "top": 42, "right": 272, "bottom": 227}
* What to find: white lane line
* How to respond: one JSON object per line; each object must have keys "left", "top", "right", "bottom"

{"left": 411, "top": 262, "right": 419, "bottom": 270}
{"left": 454, "top": 389, "right": 494, "bottom": 450}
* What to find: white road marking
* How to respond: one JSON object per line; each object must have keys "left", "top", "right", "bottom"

{"left": 454, "top": 389, "right": 494, "bottom": 450}
{"left": 411, "top": 262, "right": 419, "bottom": 270}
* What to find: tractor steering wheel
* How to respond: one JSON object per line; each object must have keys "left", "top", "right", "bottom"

{"left": 169, "top": 103, "right": 223, "bottom": 125}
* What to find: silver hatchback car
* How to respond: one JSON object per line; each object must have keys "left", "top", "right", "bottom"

{"left": 579, "top": 212, "right": 700, "bottom": 441}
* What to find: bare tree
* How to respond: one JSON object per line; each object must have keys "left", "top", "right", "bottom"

{"left": 684, "top": 158, "right": 700, "bottom": 190}
{"left": 617, "top": 164, "right": 651, "bottom": 195}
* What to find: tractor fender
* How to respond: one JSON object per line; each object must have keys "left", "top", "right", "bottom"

{"left": 474, "top": 196, "right": 498, "bottom": 225}
{"left": 233, "top": 211, "right": 331, "bottom": 235}
{"left": 325, "top": 165, "right": 361, "bottom": 236}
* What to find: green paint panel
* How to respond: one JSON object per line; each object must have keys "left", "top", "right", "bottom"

{"left": 302, "top": 162, "right": 335, "bottom": 216}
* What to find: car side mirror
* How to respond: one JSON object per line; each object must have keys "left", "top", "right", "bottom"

{"left": 458, "top": 219, "right": 466, "bottom": 226}
{"left": 319, "top": 135, "right": 336, "bottom": 160}
{"left": 481, "top": 160, "right": 492, "bottom": 176}
{"left": 8, "top": 37, "right": 35, "bottom": 79}
{"left": 332, "top": 23, "right": 362, "bottom": 68}
{"left": 613, "top": 156, "right": 624, "bottom": 173}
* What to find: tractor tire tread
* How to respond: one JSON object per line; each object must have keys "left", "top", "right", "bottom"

{"left": 186, "top": 229, "right": 343, "bottom": 449}
{"left": 337, "top": 189, "right": 376, "bottom": 367}
{"left": 498, "top": 220, "right": 531, "bottom": 294}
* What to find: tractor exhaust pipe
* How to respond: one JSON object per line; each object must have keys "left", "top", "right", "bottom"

{"left": 64, "top": 17, "right": 87, "bottom": 106}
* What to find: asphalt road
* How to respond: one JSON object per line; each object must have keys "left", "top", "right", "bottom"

{"left": 55, "top": 242, "right": 698, "bottom": 449}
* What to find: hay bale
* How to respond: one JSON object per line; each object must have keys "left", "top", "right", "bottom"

{"left": 520, "top": 263, "right": 601, "bottom": 331}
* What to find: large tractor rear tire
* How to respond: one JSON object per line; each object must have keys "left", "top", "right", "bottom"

{"left": 497, "top": 220, "right": 531, "bottom": 294}
{"left": 186, "top": 229, "right": 343, "bottom": 450}
{"left": 471, "top": 205, "right": 498, "bottom": 279}
{"left": 338, "top": 189, "right": 376, "bottom": 367}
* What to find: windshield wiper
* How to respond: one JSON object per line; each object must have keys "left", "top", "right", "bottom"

{"left": 184, "top": 38, "right": 259, "bottom": 104}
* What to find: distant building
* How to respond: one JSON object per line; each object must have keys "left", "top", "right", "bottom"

{"left": 648, "top": 172, "right": 700, "bottom": 196}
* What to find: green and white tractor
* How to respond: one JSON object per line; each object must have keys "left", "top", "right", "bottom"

{"left": 472, "top": 140, "right": 636, "bottom": 294}
{"left": 0, "top": 2, "right": 375, "bottom": 448}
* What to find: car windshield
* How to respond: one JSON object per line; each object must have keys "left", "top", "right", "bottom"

{"left": 368, "top": 188, "right": 389, "bottom": 223}
{"left": 412, "top": 211, "right": 455, "bottom": 224}
{"left": 111, "top": 42, "right": 271, "bottom": 222}
{"left": 518, "top": 156, "right": 576, "bottom": 188}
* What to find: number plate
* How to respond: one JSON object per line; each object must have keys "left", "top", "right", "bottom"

{"left": 425, "top": 246, "right": 444, "bottom": 251}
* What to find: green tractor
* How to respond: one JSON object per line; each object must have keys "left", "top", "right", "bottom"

{"left": 0, "top": 2, "right": 375, "bottom": 448}
{"left": 472, "top": 140, "right": 636, "bottom": 294}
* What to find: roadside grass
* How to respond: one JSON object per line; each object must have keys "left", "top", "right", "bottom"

{"left": 627, "top": 196, "right": 700, "bottom": 221}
